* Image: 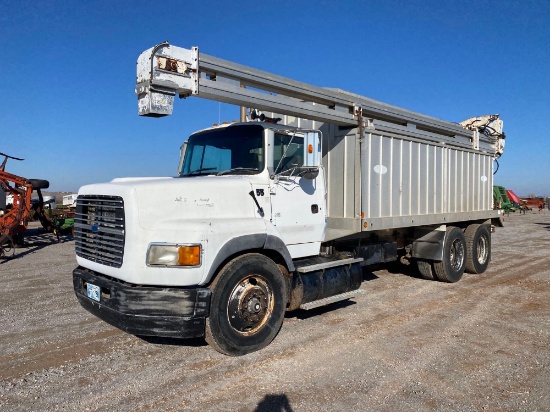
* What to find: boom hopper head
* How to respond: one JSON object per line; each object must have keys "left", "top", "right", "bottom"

{"left": 135, "top": 42, "right": 199, "bottom": 117}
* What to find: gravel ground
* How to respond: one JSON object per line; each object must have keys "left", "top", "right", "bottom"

{"left": 0, "top": 211, "right": 549, "bottom": 411}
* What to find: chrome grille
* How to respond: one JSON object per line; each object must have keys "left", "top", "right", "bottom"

{"left": 75, "top": 195, "right": 125, "bottom": 268}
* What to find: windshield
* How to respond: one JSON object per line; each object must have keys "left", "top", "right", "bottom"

{"left": 180, "top": 124, "right": 265, "bottom": 177}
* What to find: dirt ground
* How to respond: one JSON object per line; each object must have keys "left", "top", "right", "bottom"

{"left": 0, "top": 211, "right": 548, "bottom": 411}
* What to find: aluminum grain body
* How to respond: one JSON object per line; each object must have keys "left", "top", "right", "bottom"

{"left": 322, "top": 124, "right": 498, "bottom": 240}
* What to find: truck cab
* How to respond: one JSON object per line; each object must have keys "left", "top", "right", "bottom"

{"left": 73, "top": 121, "right": 332, "bottom": 355}
{"left": 180, "top": 122, "right": 326, "bottom": 256}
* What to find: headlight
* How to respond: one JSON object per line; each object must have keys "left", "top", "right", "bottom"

{"left": 147, "top": 244, "right": 201, "bottom": 267}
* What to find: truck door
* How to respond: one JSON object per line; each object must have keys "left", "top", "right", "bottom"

{"left": 269, "top": 131, "right": 326, "bottom": 256}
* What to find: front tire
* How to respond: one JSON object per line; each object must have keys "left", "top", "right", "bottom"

{"left": 205, "top": 253, "right": 287, "bottom": 356}
{"left": 464, "top": 224, "right": 491, "bottom": 274}
{"left": 433, "top": 226, "right": 467, "bottom": 283}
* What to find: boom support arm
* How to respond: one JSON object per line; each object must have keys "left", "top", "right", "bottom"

{"left": 135, "top": 42, "right": 358, "bottom": 125}
{"left": 135, "top": 42, "right": 505, "bottom": 156}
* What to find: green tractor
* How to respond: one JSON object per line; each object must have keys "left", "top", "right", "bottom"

{"left": 493, "top": 186, "right": 515, "bottom": 213}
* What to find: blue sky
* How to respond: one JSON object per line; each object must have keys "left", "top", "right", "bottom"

{"left": 1, "top": 0, "right": 548, "bottom": 196}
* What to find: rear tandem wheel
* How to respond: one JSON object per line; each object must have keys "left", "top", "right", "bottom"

{"left": 464, "top": 224, "right": 491, "bottom": 274}
{"left": 433, "top": 226, "right": 467, "bottom": 283}
{"left": 416, "top": 259, "right": 438, "bottom": 281}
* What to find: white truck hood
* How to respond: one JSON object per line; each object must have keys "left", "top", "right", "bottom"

{"left": 79, "top": 176, "right": 258, "bottom": 230}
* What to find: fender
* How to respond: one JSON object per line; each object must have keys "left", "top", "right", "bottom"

{"left": 265, "top": 234, "right": 295, "bottom": 272}
{"left": 205, "top": 234, "right": 294, "bottom": 282}
{"left": 412, "top": 226, "right": 446, "bottom": 261}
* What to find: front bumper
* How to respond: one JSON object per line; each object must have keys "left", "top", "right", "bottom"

{"left": 73, "top": 266, "right": 211, "bottom": 338}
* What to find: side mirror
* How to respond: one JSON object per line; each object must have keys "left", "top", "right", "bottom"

{"left": 301, "top": 167, "right": 319, "bottom": 180}
{"left": 301, "top": 131, "right": 321, "bottom": 179}
{"left": 303, "top": 131, "right": 321, "bottom": 167}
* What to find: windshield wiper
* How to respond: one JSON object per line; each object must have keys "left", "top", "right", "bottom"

{"left": 185, "top": 167, "right": 217, "bottom": 176}
{"left": 217, "top": 167, "right": 259, "bottom": 176}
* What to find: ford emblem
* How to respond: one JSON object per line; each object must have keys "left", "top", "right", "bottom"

{"left": 91, "top": 225, "right": 99, "bottom": 232}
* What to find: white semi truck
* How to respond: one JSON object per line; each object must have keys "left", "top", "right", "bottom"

{"left": 73, "top": 42, "right": 506, "bottom": 355}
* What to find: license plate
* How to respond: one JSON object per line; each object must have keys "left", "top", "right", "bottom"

{"left": 87, "top": 283, "right": 101, "bottom": 302}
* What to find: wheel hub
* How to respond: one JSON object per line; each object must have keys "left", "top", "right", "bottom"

{"left": 477, "top": 235, "right": 489, "bottom": 264}
{"left": 450, "top": 238, "right": 465, "bottom": 271}
{"left": 247, "top": 296, "right": 262, "bottom": 313}
{"left": 227, "top": 276, "right": 273, "bottom": 334}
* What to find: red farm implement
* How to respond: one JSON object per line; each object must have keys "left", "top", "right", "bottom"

{"left": 0, "top": 152, "right": 50, "bottom": 257}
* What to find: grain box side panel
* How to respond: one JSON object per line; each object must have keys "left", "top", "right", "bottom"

{"left": 410, "top": 141, "right": 421, "bottom": 216}
{"left": 391, "top": 139, "right": 404, "bottom": 218}
{"left": 361, "top": 131, "right": 497, "bottom": 231}
{"left": 323, "top": 125, "right": 359, "bottom": 220}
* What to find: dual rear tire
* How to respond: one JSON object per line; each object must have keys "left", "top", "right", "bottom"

{"left": 464, "top": 224, "right": 491, "bottom": 274}
{"left": 416, "top": 224, "right": 491, "bottom": 283}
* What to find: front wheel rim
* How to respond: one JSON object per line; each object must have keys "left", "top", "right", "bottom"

{"left": 226, "top": 275, "right": 274, "bottom": 335}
